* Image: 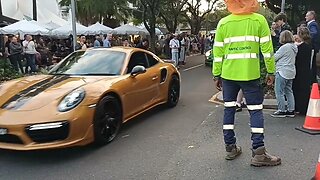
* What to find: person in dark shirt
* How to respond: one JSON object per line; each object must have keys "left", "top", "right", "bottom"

{"left": 271, "top": 21, "right": 280, "bottom": 52}
{"left": 274, "top": 13, "right": 292, "bottom": 33}
{"left": 293, "top": 27, "right": 313, "bottom": 115}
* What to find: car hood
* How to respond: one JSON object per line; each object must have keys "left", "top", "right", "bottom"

{"left": 0, "top": 75, "right": 115, "bottom": 111}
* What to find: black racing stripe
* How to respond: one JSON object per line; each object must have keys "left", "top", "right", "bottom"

{"left": 2, "top": 75, "right": 70, "bottom": 109}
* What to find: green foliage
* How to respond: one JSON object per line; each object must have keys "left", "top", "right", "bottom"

{"left": 265, "top": 0, "right": 320, "bottom": 27}
{"left": 59, "top": 0, "right": 133, "bottom": 27}
{"left": 0, "top": 59, "right": 22, "bottom": 83}
{"left": 257, "top": 6, "right": 277, "bottom": 24}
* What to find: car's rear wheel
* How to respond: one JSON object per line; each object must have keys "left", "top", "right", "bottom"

{"left": 93, "top": 95, "right": 122, "bottom": 145}
{"left": 167, "top": 75, "right": 180, "bottom": 108}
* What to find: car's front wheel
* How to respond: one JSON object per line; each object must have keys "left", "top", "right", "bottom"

{"left": 167, "top": 75, "right": 180, "bottom": 108}
{"left": 93, "top": 95, "right": 122, "bottom": 145}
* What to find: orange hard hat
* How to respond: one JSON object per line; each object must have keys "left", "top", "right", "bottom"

{"left": 225, "top": 0, "right": 260, "bottom": 15}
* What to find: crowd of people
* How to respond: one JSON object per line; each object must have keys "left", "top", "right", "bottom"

{"left": 270, "top": 11, "right": 320, "bottom": 117}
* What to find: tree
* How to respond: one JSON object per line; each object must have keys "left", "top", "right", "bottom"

{"left": 182, "top": 0, "right": 219, "bottom": 35}
{"left": 159, "top": 0, "right": 188, "bottom": 33}
{"left": 59, "top": 0, "right": 132, "bottom": 27}
{"left": 139, "top": 0, "right": 161, "bottom": 52}
{"left": 203, "top": 8, "right": 229, "bottom": 31}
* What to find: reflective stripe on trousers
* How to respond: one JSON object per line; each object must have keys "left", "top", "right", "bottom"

{"left": 222, "top": 79, "right": 265, "bottom": 149}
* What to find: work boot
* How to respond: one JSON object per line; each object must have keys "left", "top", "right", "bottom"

{"left": 251, "top": 146, "right": 281, "bottom": 167}
{"left": 225, "top": 144, "right": 242, "bottom": 160}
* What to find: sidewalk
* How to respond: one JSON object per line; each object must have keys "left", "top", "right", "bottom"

{"left": 209, "top": 91, "right": 278, "bottom": 110}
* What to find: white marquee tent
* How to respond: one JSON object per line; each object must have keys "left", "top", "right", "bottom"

{"left": 0, "top": 20, "right": 49, "bottom": 35}
{"left": 1, "top": 0, "right": 67, "bottom": 26}
{"left": 137, "top": 24, "right": 163, "bottom": 35}
{"left": 87, "top": 22, "right": 113, "bottom": 35}
{"left": 113, "top": 24, "right": 147, "bottom": 35}
{"left": 51, "top": 23, "right": 89, "bottom": 36}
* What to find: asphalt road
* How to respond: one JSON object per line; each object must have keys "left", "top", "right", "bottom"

{"left": 0, "top": 55, "right": 319, "bottom": 180}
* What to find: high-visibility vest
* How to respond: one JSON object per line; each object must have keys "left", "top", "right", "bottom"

{"left": 213, "top": 13, "right": 275, "bottom": 81}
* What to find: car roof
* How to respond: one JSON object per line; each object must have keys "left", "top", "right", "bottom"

{"left": 84, "top": 47, "right": 148, "bottom": 54}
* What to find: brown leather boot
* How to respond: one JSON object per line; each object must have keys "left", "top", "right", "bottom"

{"left": 225, "top": 144, "right": 242, "bottom": 160}
{"left": 251, "top": 146, "right": 281, "bottom": 167}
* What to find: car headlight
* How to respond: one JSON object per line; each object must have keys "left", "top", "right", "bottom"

{"left": 58, "top": 88, "right": 85, "bottom": 112}
{"left": 205, "top": 50, "right": 211, "bottom": 57}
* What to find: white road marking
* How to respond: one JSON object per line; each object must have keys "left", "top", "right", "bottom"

{"left": 182, "top": 64, "right": 204, "bottom": 72}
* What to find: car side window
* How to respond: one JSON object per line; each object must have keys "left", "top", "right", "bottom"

{"left": 146, "top": 53, "right": 159, "bottom": 67}
{"left": 127, "top": 52, "right": 149, "bottom": 74}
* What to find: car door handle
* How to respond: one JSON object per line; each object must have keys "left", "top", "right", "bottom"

{"left": 152, "top": 76, "right": 158, "bottom": 80}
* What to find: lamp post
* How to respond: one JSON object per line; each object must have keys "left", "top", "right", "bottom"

{"left": 281, "top": 0, "right": 285, "bottom": 13}
{"left": 71, "top": 0, "right": 77, "bottom": 52}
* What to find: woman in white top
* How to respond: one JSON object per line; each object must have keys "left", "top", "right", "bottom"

{"left": 23, "top": 35, "right": 37, "bottom": 73}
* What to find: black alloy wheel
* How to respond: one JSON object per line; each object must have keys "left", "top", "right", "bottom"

{"left": 93, "top": 95, "right": 122, "bottom": 145}
{"left": 167, "top": 75, "right": 180, "bottom": 108}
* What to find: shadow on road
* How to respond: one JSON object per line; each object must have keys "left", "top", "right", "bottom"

{"left": 0, "top": 145, "right": 99, "bottom": 163}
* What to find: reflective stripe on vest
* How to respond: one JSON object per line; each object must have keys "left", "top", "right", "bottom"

{"left": 263, "top": 53, "right": 272, "bottom": 58}
{"left": 224, "top": 36, "right": 260, "bottom": 44}
{"left": 251, "top": 128, "right": 264, "bottom": 133}
{"left": 214, "top": 41, "right": 224, "bottom": 47}
{"left": 225, "top": 53, "right": 258, "bottom": 60}
{"left": 260, "top": 36, "right": 271, "bottom": 43}
{"left": 215, "top": 57, "right": 223, "bottom": 62}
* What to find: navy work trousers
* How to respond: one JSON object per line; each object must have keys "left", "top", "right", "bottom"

{"left": 222, "top": 79, "right": 265, "bottom": 149}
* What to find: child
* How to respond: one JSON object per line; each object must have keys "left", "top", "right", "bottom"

{"left": 271, "top": 30, "right": 298, "bottom": 118}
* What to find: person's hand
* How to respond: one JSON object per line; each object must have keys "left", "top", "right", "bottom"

{"left": 266, "top": 74, "right": 275, "bottom": 86}
{"left": 214, "top": 77, "right": 222, "bottom": 91}
{"left": 271, "top": 29, "right": 276, "bottom": 36}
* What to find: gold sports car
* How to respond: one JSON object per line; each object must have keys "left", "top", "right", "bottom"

{"left": 0, "top": 47, "right": 180, "bottom": 150}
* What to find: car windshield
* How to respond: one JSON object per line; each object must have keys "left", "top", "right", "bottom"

{"left": 49, "top": 50, "right": 126, "bottom": 76}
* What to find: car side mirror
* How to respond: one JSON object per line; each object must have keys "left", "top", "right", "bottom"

{"left": 130, "top": 65, "right": 146, "bottom": 77}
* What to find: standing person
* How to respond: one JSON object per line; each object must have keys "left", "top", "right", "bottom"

{"left": 23, "top": 35, "right": 37, "bottom": 74}
{"left": 169, "top": 34, "right": 180, "bottom": 67}
{"left": 293, "top": 27, "right": 313, "bottom": 115}
{"left": 179, "top": 34, "right": 186, "bottom": 65}
{"left": 200, "top": 35, "right": 205, "bottom": 54}
{"left": 271, "top": 21, "right": 280, "bottom": 52}
{"left": 305, "top": 11, "right": 320, "bottom": 83}
{"left": 103, "top": 34, "right": 112, "bottom": 48}
{"left": 9, "top": 36, "right": 24, "bottom": 73}
{"left": 78, "top": 35, "right": 87, "bottom": 50}
{"left": 185, "top": 34, "right": 191, "bottom": 56}
{"left": 94, "top": 35, "right": 102, "bottom": 48}
{"left": 164, "top": 35, "right": 172, "bottom": 59}
{"left": 274, "top": 13, "right": 292, "bottom": 33}
{"left": 213, "top": 0, "right": 281, "bottom": 166}
{"left": 159, "top": 36, "right": 165, "bottom": 54}
{"left": 271, "top": 30, "right": 298, "bottom": 118}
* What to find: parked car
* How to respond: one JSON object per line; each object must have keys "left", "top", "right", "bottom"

{"left": 0, "top": 47, "right": 180, "bottom": 150}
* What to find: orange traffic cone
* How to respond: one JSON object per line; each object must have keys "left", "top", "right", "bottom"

{"left": 296, "top": 83, "right": 320, "bottom": 135}
{"left": 312, "top": 154, "right": 320, "bottom": 180}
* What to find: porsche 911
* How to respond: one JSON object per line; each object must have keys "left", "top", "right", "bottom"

{"left": 0, "top": 47, "right": 180, "bottom": 150}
